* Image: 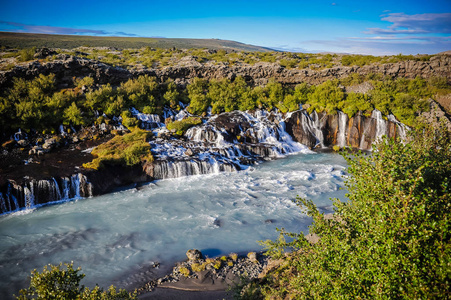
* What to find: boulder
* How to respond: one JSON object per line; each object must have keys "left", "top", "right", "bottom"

{"left": 17, "top": 139, "right": 29, "bottom": 147}
{"left": 34, "top": 48, "right": 57, "bottom": 59}
{"left": 185, "top": 148, "right": 194, "bottom": 156}
{"left": 42, "top": 138, "right": 57, "bottom": 150}
{"left": 186, "top": 249, "right": 203, "bottom": 261}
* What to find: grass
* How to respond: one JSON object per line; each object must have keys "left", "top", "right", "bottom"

{"left": 83, "top": 128, "right": 153, "bottom": 170}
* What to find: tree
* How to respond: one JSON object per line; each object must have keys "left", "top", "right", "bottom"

{"left": 307, "top": 80, "right": 344, "bottom": 114}
{"left": 16, "top": 262, "right": 137, "bottom": 299}
{"left": 258, "top": 125, "right": 451, "bottom": 299}
{"left": 187, "top": 77, "right": 210, "bottom": 115}
{"left": 63, "top": 102, "right": 85, "bottom": 126}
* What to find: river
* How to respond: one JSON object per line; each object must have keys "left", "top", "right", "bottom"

{"left": 0, "top": 152, "right": 347, "bottom": 299}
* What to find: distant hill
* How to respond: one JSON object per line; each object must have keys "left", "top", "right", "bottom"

{"left": 0, "top": 32, "right": 273, "bottom": 52}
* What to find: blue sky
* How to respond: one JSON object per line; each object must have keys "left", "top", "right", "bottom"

{"left": 0, "top": 0, "right": 450, "bottom": 55}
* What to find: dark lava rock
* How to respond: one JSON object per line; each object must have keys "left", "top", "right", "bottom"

{"left": 34, "top": 48, "right": 57, "bottom": 59}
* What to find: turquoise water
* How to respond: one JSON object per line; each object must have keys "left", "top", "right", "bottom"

{"left": 0, "top": 152, "right": 347, "bottom": 298}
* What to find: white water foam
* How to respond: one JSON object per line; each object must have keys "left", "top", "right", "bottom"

{"left": 0, "top": 152, "right": 347, "bottom": 299}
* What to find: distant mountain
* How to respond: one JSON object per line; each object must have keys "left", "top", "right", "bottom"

{"left": 0, "top": 32, "right": 274, "bottom": 52}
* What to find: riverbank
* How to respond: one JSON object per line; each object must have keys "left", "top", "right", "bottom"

{"left": 135, "top": 249, "right": 267, "bottom": 299}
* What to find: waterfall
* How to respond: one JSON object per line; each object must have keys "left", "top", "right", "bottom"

{"left": 130, "top": 107, "right": 164, "bottom": 129}
{"left": 0, "top": 174, "right": 93, "bottom": 215}
{"left": 373, "top": 110, "right": 388, "bottom": 142}
{"left": 148, "top": 110, "right": 312, "bottom": 180}
{"left": 388, "top": 114, "right": 408, "bottom": 142}
{"left": 151, "top": 159, "right": 238, "bottom": 180}
{"left": 24, "top": 186, "right": 35, "bottom": 208}
{"left": 337, "top": 111, "right": 348, "bottom": 147}
{"left": 310, "top": 111, "right": 325, "bottom": 147}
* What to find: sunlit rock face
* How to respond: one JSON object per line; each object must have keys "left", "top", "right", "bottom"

{"left": 285, "top": 109, "right": 407, "bottom": 150}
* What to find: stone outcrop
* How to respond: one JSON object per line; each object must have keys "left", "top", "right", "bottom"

{"left": 157, "top": 55, "right": 451, "bottom": 86}
{"left": 83, "top": 164, "right": 151, "bottom": 195}
{"left": 0, "top": 54, "right": 136, "bottom": 89}
{"left": 1, "top": 54, "right": 450, "bottom": 91}
{"left": 420, "top": 99, "right": 451, "bottom": 131}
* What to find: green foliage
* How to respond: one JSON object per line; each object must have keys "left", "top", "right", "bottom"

{"left": 187, "top": 77, "right": 210, "bottom": 115}
{"left": 74, "top": 76, "right": 95, "bottom": 89}
{"left": 307, "top": 80, "right": 344, "bottom": 114}
{"left": 17, "top": 47, "right": 36, "bottom": 62}
{"left": 16, "top": 262, "right": 136, "bottom": 300}
{"left": 63, "top": 101, "right": 87, "bottom": 126}
{"left": 339, "top": 92, "right": 372, "bottom": 117}
{"left": 341, "top": 54, "right": 433, "bottom": 67}
{"left": 120, "top": 110, "right": 139, "bottom": 130}
{"left": 428, "top": 76, "right": 449, "bottom": 89}
{"left": 0, "top": 74, "right": 57, "bottom": 132}
{"left": 258, "top": 126, "right": 451, "bottom": 299}
{"left": 118, "top": 75, "right": 160, "bottom": 112}
{"left": 83, "top": 128, "right": 153, "bottom": 170}
{"left": 179, "top": 267, "right": 191, "bottom": 277}
{"left": 341, "top": 54, "right": 382, "bottom": 66}
{"left": 166, "top": 117, "right": 202, "bottom": 136}
{"left": 1, "top": 69, "right": 448, "bottom": 137}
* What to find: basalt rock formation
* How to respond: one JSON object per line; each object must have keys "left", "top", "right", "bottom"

{"left": 1, "top": 54, "right": 450, "bottom": 90}
{"left": 285, "top": 110, "right": 406, "bottom": 149}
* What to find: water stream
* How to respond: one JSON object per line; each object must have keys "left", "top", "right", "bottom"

{"left": 0, "top": 152, "right": 347, "bottom": 299}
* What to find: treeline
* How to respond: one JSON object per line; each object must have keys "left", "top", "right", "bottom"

{"left": 0, "top": 73, "right": 449, "bottom": 138}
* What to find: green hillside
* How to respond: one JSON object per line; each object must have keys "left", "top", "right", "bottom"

{"left": 0, "top": 32, "right": 273, "bottom": 52}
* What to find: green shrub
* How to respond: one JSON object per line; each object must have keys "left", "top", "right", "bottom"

{"left": 83, "top": 128, "right": 153, "bottom": 170}
{"left": 16, "top": 262, "right": 136, "bottom": 300}
{"left": 258, "top": 125, "right": 451, "bottom": 299}
{"left": 17, "top": 47, "right": 36, "bottom": 62}
{"left": 74, "top": 76, "right": 95, "bottom": 88}
{"left": 166, "top": 117, "right": 202, "bottom": 136}
{"left": 121, "top": 110, "right": 139, "bottom": 129}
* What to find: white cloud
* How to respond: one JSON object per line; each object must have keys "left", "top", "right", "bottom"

{"left": 365, "top": 13, "right": 451, "bottom": 35}
{"left": 0, "top": 21, "right": 138, "bottom": 36}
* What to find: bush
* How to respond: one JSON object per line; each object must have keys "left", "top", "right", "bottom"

{"left": 166, "top": 117, "right": 202, "bottom": 136}
{"left": 83, "top": 128, "right": 153, "bottom": 170}
{"left": 16, "top": 262, "right": 136, "bottom": 299}
{"left": 17, "top": 47, "right": 36, "bottom": 62}
{"left": 258, "top": 125, "right": 451, "bottom": 299}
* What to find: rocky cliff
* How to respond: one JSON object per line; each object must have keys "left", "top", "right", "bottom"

{"left": 1, "top": 54, "right": 450, "bottom": 90}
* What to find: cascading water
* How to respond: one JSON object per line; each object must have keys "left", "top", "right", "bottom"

{"left": 0, "top": 174, "right": 93, "bottom": 215}
{"left": 148, "top": 110, "right": 313, "bottom": 180}
{"left": 130, "top": 107, "right": 164, "bottom": 129}
{"left": 309, "top": 111, "right": 325, "bottom": 147}
{"left": 337, "top": 111, "right": 348, "bottom": 147}
{"left": 388, "top": 114, "right": 408, "bottom": 141}
{"left": 373, "top": 110, "right": 388, "bottom": 142}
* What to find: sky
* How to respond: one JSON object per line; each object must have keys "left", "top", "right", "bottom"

{"left": 0, "top": 0, "right": 450, "bottom": 55}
